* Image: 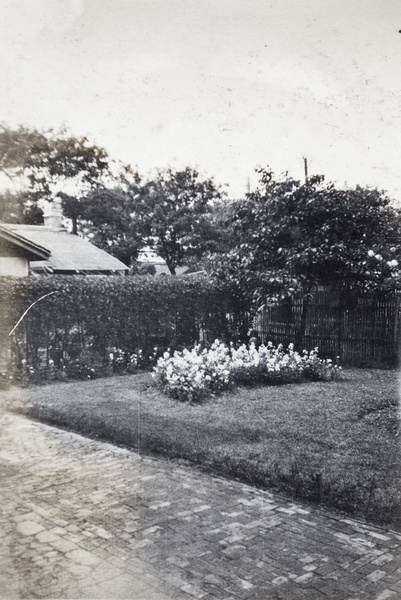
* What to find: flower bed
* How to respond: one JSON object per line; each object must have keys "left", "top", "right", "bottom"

{"left": 152, "top": 340, "right": 340, "bottom": 402}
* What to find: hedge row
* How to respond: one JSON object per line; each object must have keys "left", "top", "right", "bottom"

{"left": 0, "top": 275, "right": 250, "bottom": 381}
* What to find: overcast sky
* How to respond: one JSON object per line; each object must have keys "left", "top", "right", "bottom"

{"left": 0, "top": 0, "right": 400, "bottom": 199}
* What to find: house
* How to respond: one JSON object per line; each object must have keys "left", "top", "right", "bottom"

{"left": 0, "top": 200, "right": 129, "bottom": 377}
{"left": 0, "top": 200, "right": 128, "bottom": 276}
{"left": 137, "top": 248, "right": 189, "bottom": 275}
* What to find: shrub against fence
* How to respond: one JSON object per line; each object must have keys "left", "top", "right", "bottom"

{"left": 256, "top": 288, "right": 401, "bottom": 368}
{"left": 0, "top": 275, "right": 250, "bottom": 382}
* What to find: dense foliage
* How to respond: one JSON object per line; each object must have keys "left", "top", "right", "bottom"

{"left": 0, "top": 127, "right": 225, "bottom": 270}
{"left": 80, "top": 167, "right": 224, "bottom": 269}
{"left": 80, "top": 185, "right": 143, "bottom": 266}
{"left": 213, "top": 169, "right": 401, "bottom": 306}
{"left": 134, "top": 167, "right": 224, "bottom": 274}
{"left": 0, "top": 124, "right": 110, "bottom": 231}
{"left": 153, "top": 340, "right": 340, "bottom": 402}
{"left": 3, "top": 122, "right": 400, "bottom": 294}
{"left": 0, "top": 275, "right": 249, "bottom": 383}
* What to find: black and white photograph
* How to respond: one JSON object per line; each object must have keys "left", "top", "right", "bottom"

{"left": 1, "top": 1, "right": 401, "bottom": 598}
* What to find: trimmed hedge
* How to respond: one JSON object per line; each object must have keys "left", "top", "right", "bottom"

{"left": 0, "top": 275, "right": 250, "bottom": 382}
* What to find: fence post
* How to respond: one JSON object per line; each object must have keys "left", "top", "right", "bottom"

{"left": 295, "top": 289, "right": 312, "bottom": 350}
{"left": 336, "top": 289, "right": 342, "bottom": 362}
{"left": 394, "top": 294, "right": 401, "bottom": 366}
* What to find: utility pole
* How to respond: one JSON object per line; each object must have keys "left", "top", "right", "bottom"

{"left": 303, "top": 157, "right": 309, "bottom": 184}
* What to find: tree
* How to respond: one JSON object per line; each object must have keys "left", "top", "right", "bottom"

{"left": 0, "top": 190, "right": 22, "bottom": 223}
{"left": 79, "top": 185, "right": 143, "bottom": 266}
{"left": 215, "top": 168, "right": 401, "bottom": 306}
{"left": 0, "top": 125, "right": 45, "bottom": 188}
{"left": 182, "top": 196, "right": 244, "bottom": 273}
{"left": 134, "top": 167, "right": 224, "bottom": 274}
{"left": 0, "top": 124, "right": 110, "bottom": 231}
{"left": 0, "top": 125, "right": 48, "bottom": 222}
{"left": 29, "top": 130, "right": 110, "bottom": 234}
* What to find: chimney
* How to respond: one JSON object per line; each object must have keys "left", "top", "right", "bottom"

{"left": 43, "top": 198, "right": 64, "bottom": 229}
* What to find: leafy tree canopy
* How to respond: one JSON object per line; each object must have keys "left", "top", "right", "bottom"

{"left": 79, "top": 185, "right": 143, "bottom": 266}
{"left": 76, "top": 167, "right": 225, "bottom": 270}
{"left": 0, "top": 123, "right": 110, "bottom": 230}
{"left": 133, "top": 167, "right": 224, "bottom": 274}
{"left": 0, "top": 125, "right": 225, "bottom": 270}
{"left": 214, "top": 168, "right": 401, "bottom": 306}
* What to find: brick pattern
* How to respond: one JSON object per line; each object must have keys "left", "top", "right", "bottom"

{"left": 1, "top": 411, "right": 401, "bottom": 599}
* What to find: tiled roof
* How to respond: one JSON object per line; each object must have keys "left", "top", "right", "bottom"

{"left": 0, "top": 224, "right": 128, "bottom": 273}
{"left": 0, "top": 224, "right": 50, "bottom": 260}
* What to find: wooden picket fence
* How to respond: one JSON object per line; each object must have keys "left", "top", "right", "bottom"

{"left": 256, "top": 289, "right": 401, "bottom": 367}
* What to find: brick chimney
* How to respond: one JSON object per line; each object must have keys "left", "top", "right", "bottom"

{"left": 43, "top": 198, "right": 64, "bottom": 229}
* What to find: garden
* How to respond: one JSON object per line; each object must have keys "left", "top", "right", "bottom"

{"left": 1, "top": 159, "right": 401, "bottom": 532}
{"left": 5, "top": 362, "right": 400, "bottom": 531}
{"left": 152, "top": 339, "right": 339, "bottom": 402}
{"left": 1, "top": 265, "right": 401, "bottom": 532}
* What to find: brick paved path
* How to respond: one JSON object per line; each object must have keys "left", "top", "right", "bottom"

{"left": 1, "top": 411, "right": 401, "bottom": 599}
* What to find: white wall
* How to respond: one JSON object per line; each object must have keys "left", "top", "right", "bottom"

{"left": 0, "top": 257, "right": 29, "bottom": 277}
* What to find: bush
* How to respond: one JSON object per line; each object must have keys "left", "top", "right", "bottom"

{"left": 1, "top": 275, "right": 250, "bottom": 383}
{"left": 152, "top": 340, "right": 232, "bottom": 402}
{"left": 152, "top": 340, "right": 340, "bottom": 401}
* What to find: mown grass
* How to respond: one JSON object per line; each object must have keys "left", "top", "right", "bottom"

{"left": 3, "top": 368, "right": 401, "bottom": 530}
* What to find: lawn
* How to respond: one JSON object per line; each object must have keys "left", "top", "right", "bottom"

{"left": 3, "top": 367, "right": 401, "bottom": 530}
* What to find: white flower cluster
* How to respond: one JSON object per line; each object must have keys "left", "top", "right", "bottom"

{"left": 108, "top": 347, "right": 157, "bottom": 373}
{"left": 152, "top": 340, "right": 232, "bottom": 402}
{"left": 152, "top": 340, "right": 340, "bottom": 402}
{"left": 367, "top": 249, "right": 398, "bottom": 268}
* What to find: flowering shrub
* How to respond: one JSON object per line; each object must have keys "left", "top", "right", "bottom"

{"left": 63, "top": 360, "right": 97, "bottom": 381}
{"left": 108, "top": 347, "right": 159, "bottom": 374}
{"left": 153, "top": 340, "right": 340, "bottom": 402}
{"left": 11, "top": 346, "right": 162, "bottom": 385}
{"left": 12, "top": 357, "right": 97, "bottom": 384}
{"left": 231, "top": 343, "right": 339, "bottom": 385}
{"left": 152, "top": 341, "right": 232, "bottom": 402}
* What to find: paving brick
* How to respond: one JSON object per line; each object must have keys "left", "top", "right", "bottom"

{"left": 49, "top": 537, "right": 79, "bottom": 553}
{"left": 365, "top": 569, "right": 387, "bottom": 583}
{"left": 16, "top": 521, "right": 45, "bottom": 536}
{"left": 375, "top": 591, "right": 398, "bottom": 600}
{"left": 2, "top": 410, "right": 401, "bottom": 600}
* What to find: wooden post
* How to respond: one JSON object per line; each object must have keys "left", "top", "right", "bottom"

{"left": 303, "top": 157, "right": 309, "bottom": 184}
{"left": 394, "top": 294, "right": 401, "bottom": 367}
